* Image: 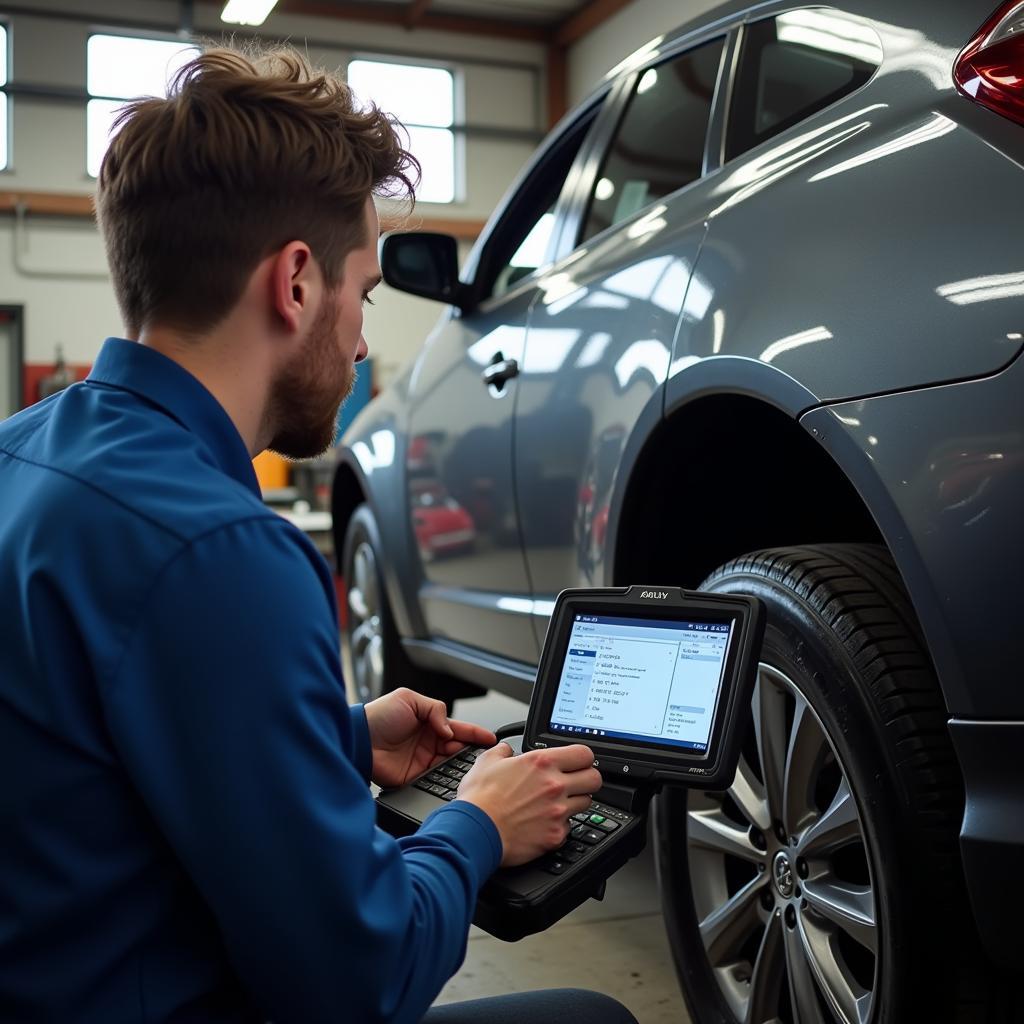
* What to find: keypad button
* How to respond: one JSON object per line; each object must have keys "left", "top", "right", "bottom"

{"left": 451, "top": 759, "right": 473, "bottom": 772}
{"left": 562, "top": 847, "right": 585, "bottom": 863}
{"left": 588, "top": 813, "right": 606, "bottom": 825}
{"left": 428, "top": 784, "right": 449, "bottom": 797}
{"left": 572, "top": 812, "right": 590, "bottom": 823}
{"left": 426, "top": 772, "right": 448, "bottom": 786}
{"left": 441, "top": 790, "right": 457, "bottom": 801}
{"left": 580, "top": 829, "right": 605, "bottom": 845}
{"left": 414, "top": 779, "right": 434, "bottom": 793}
{"left": 595, "top": 818, "right": 619, "bottom": 832}
{"left": 543, "top": 859, "right": 567, "bottom": 875}
{"left": 570, "top": 824, "right": 589, "bottom": 840}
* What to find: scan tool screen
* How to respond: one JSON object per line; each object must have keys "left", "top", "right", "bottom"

{"left": 548, "top": 613, "right": 732, "bottom": 751}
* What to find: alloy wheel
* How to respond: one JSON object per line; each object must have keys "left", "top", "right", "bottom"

{"left": 685, "top": 663, "right": 878, "bottom": 1024}
{"left": 347, "top": 540, "right": 385, "bottom": 703}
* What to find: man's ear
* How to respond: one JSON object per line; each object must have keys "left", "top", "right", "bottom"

{"left": 269, "top": 241, "right": 316, "bottom": 334}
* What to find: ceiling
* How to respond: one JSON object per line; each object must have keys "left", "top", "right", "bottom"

{"left": 282, "top": 0, "right": 594, "bottom": 28}
{"left": 301, "top": 0, "right": 593, "bottom": 25}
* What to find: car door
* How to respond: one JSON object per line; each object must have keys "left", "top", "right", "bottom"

{"left": 405, "top": 103, "right": 606, "bottom": 664}
{"left": 514, "top": 32, "right": 730, "bottom": 636}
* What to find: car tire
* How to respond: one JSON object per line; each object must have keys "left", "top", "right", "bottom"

{"left": 654, "top": 543, "right": 990, "bottom": 1024}
{"left": 342, "top": 502, "right": 474, "bottom": 711}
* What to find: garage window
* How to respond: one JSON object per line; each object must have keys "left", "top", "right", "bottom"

{"left": 86, "top": 34, "right": 198, "bottom": 177}
{"left": 581, "top": 37, "right": 725, "bottom": 243}
{"left": 347, "top": 58, "right": 457, "bottom": 205}
{"left": 0, "top": 24, "right": 8, "bottom": 171}
{"left": 726, "top": 9, "right": 882, "bottom": 160}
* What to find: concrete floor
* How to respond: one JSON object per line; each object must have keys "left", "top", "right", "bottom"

{"left": 435, "top": 691, "right": 693, "bottom": 1023}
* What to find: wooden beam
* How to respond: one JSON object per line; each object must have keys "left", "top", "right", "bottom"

{"left": 381, "top": 214, "right": 486, "bottom": 240}
{"left": 0, "top": 190, "right": 485, "bottom": 239}
{"left": 554, "top": 0, "right": 636, "bottom": 47}
{"left": 0, "top": 191, "right": 95, "bottom": 218}
{"left": 546, "top": 44, "right": 568, "bottom": 130}
{"left": 405, "top": 0, "right": 431, "bottom": 28}
{"left": 202, "top": 1, "right": 548, "bottom": 43}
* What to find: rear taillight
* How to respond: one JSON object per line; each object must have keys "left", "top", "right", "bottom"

{"left": 954, "top": 1, "right": 1024, "bottom": 126}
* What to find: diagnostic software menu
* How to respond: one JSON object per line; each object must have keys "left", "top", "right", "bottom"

{"left": 549, "top": 614, "right": 731, "bottom": 750}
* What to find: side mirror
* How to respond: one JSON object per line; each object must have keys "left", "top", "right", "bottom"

{"left": 379, "top": 232, "right": 466, "bottom": 308}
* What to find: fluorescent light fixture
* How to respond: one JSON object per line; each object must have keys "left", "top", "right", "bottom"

{"left": 221, "top": 0, "right": 279, "bottom": 26}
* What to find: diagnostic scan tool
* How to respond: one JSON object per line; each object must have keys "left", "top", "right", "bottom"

{"left": 376, "top": 586, "right": 764, "bottom": 940}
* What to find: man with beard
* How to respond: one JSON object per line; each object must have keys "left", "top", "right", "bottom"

{"left": 0, "top": 46, "right": 639, "bottom": 1024}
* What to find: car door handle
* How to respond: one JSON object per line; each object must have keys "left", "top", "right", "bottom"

{"left": 482, "top": 355, "right": 520, "bottom": 388}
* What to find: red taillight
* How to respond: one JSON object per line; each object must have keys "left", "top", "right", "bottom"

{"left": 954, "top": 1, "right": 1024, "bottom": 126}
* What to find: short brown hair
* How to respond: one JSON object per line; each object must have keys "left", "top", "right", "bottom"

{"left": 95, "top": 45, "right": 418, "bottom": 335}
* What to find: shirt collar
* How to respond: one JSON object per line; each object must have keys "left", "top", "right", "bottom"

{"left": 88, "top": 338, "right": 261, "bottom": 498}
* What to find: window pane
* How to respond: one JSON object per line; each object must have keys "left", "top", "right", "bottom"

{"left": 348, "top": 59, "right": 453, "bottom": 127}
{"left": 407, "top": 125, "right": 455, "bottom": 204}
{"left": 86, "top": 35, "right": 198, "bottom": 177}
{"left": 582, "top": 38, "right": 724, "bottom": 243}
{"left": 0, "top": 25, "right": 7, "bottom": 171}
{"left": 726, "top": 11, "right": 881, "bottom": 161}
{"left": 87, "top": 98, "right": 124, "bottom": 178}
{"left": 87, "top": 35, "right": 196, "bottom": 99}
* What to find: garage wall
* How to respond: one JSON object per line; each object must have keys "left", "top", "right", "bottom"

{"left": 0, "top": 0, "right": 544, "bottom": 396}
{"left": 567, "top": 0, "right": 721, "bottom": 105}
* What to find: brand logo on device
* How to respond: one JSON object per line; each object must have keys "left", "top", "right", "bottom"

{"left": 639, "top": 590, "right": 669, "bottom": 600}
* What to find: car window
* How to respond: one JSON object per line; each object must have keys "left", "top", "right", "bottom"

{"left": 726, "top": 9, "right": 882, "bottom": 161}
{"left": 485, "top": 109, "right": 599, "bottom": 302}
{"left": 581, "top": 38, "right": 725, "bottom": 244}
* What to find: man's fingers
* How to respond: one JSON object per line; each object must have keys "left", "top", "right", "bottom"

{"left": 566, "top": 794, "right": 596, "bottom": 816}
{"left": 426, "top": 699, "right": 454, "bottom": 740}
{"left": 564, "top": 766, "right": 603, "bottom": 797}
{"left": 447, "top": 719, "right": 497, "bottom": 748}
{"left": 540, "top": 743, "right": 596, "bottom": 770}
{"left": 476, "top": 741, "right": 513, "bottom": 763}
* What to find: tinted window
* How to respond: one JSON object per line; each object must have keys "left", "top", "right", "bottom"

{"left": 582, "top": 38, "right": 724, "bottom": 243}
{"left": 727, "top": 9, "right": 882, "bottom": 160}
{"left": 485, "top": 108, "right": 598, "bottom": 301}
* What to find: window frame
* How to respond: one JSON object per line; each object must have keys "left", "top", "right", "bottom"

{"left": 721, "top": 9, "right": 884, "bottom": 164}
{"left": 572, "top": 30, "right": 731, "bottom": 250}
{"left": 347, "top": 52, "right": 462, "bottom": 206}
{"left": 0, "top": 21, "right": 10, "bottom": 172}
{"left": 85, "top": 29, "right": 200, "bottom": 179}
{"left": 466, "top": 91, "right": 610, "bottom": 313}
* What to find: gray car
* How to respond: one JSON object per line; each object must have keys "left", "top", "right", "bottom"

{"left": 332, "top": 1, "right": 1024, "bottom": 1020}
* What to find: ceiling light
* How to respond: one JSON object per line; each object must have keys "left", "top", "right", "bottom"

{"left": 221, "top": 0, "right": 279, "bottom": 26}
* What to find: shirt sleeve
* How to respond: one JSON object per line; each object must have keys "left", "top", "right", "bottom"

{"left": 100, "top": 515, "right": 501, "bottom": 1024}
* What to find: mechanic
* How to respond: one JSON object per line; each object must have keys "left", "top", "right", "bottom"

{"left": 0, "top": 46, "right": 639, "bottom": 1024}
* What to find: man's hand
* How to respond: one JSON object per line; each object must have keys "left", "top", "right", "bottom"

{"left": 363, "top": 688, "right": 496, "bottom": 789}
{"left": 458, "top": 744, "right": 602, "bottom": 867}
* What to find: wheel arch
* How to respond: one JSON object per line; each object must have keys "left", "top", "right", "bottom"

{"left": 605, "top": 363, "right": 962, "bottom": 719}
{"left": 331, "top": 449, "right": 426, "bottom": 639}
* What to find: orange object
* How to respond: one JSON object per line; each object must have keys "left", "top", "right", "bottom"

{"left": 253, "top": 450, "right": 290, "bottom": 492}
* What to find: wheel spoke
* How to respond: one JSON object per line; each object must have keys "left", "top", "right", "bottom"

{"left": 800, "top": 778, "right": 861, "bottom": 857}
{"left": 688, "top": 806, "right": 764, "bottom": 864}
{"left": 351, "top": 617, "right": 379, "bottom": 653}
{"left": 783, "top": 918, "right": 828, "bottom": 1024}
{"left": 797, "top": 912, "right": 871, "bottom": 1024}
{"left": 783, "top": 693, "right": 828, "bottom": 836}
{"left": 348, "top": 586, "right": 369, "bottom": 621}
{"left": 802, "top": 875, "right": 877, "bottom": 954}
{"left": 699, "top": 873, "right": 768, "bottom": 965}
{"left": 745, "top": 909, "right": 785, "bottom": 1024}
{"left": 729, "top": 754, "right": 770, "bottom": 831}
{"left": 753, "top": 669, "right": 788, "bottom": 823}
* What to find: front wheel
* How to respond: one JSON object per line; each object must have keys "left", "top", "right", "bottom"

{"left": 655, "top": 544, "right": 975, "bottom": 1024}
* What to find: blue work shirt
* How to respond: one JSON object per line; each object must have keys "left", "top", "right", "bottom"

{"left": 0, "top": 338, "right": 502, "bottom": 1024}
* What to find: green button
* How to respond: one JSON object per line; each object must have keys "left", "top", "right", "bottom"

{"left": 588, "top": 814, "right": 606, "bottom": 825}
